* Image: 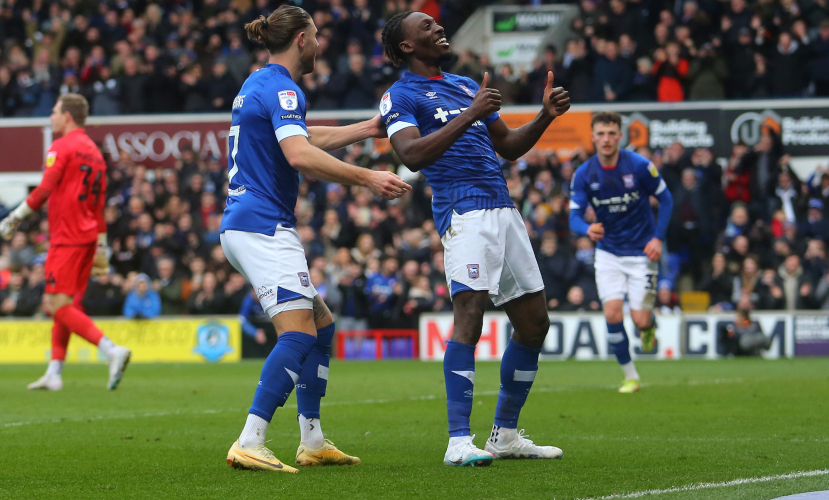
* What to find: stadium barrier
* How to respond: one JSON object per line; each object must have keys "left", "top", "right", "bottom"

{"left": 419, "top": 311, "right": 829, "bottom": 361}
{"left": 0, "top": 316, "right": 241, "bottom": 364}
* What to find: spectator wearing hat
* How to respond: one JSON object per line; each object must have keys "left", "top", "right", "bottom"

{"left": 123, "top": 273, "right": 162, "bottom": 319}
{"left": 799, "top": 199, "right": 829, "bottom": 241}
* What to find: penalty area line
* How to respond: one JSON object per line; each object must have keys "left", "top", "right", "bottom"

{"left": 577, "top": 469, "right": 829, "bottom": 500}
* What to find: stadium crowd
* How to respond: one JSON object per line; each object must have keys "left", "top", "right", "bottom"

{"left": 1, "top": 0, "right": 829, "bottom": 119}
{"left": 2, "top": 0, "right": 829, "bottom": 327}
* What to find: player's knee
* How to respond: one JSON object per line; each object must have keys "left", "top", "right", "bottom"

{"left": 632, "top": 313, "right": 653, "bottom": 330}
{"left": 529, "top": 313, "right": 551, "bottom": 341}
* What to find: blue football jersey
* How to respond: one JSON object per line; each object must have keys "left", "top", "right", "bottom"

{"left": 221, "top": 64, "right": 308, "bottom": 235}
{"left": 569, "top": 149, "right": 667, "bottom": 257}
{"left": 381, "top": 72, "right": 512, "bottom": 236}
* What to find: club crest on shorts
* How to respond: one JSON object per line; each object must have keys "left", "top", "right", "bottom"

{"left": 278, "top": 90, "right": 298, "bottom": 111}
{"left": 458, "top": 84, "right": 475, "bottom": 97}
{"left": 467, "top": 264, "right": 480, "bottom": 280}
{"left": 298, "top": 272, "right": 310, "bottom": 287}
{"left": 623, "top": 174, "right": 635, "bottom": 188}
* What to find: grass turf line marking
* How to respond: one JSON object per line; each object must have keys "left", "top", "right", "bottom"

{"left": 576, "top": 469, "right": 829, "bottom": 500}
{"left": 0, "top": 377, "right": 747, "bottom": 428}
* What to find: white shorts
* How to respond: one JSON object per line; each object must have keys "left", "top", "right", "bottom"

{"left": 442, "top": 207, "right": 544, "bottom": 307}
{"left": 594, "top": 248, "right": 657, "bottom": 311}
{"left": 220, "top": 227, "right": 317, "bottom": 318}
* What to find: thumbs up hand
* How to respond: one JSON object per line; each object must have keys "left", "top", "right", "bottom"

{"left": 465, "top": 72, "right": 501, "bottom": 121}
{"left": 542, "top": 71, "right": 570, "bottom": 119}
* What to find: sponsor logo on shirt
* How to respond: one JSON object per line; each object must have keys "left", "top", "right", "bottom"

{"left": 384, "top": 112, "right": 399, "bottom": 125}
{"left": 467, "top": 264, "right": 480, "bottom": 280}
{"left": 380, "top": 92, "right": 392, "bottom": 116}
{"left": 257, "top": 286, "right": 275, "bottom": 300}
{"left": 45, "top": 151, "right": 57, "bottom": 168}
{"left": 458, "top": 84, "right": 475, "bottom": 97}
{"left": 280, "top": 114, "right": 302, "bottom": 120}
{"left": 228, "top": 185, "right": 247, "bottom": 196}
{"left": 434, "top": 107, "right": 483, "bottom": 127}
{"left": 298, "top": 272, "right": 310, "bottom": 287}
{"left": 278, "top": 90, "right": 298, "bottom": 111}
{"left": 592, "top": 191, "right": 641, "bottom": 213}
{"left": 623, "top": 174, "right": 635, "bottom": 188}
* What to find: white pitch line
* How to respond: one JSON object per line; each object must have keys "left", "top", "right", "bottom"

{"left": 576, "top": 469, "right": 829, "bottom": 500}
{"left": 0, "top": 377, "right": 747, "bottom": 429}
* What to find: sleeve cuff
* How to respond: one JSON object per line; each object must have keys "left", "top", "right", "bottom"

{"left": 275, "top": 124, "right": 309, "bottom": 142}
{"left": 655, "top": 178, "right": 667, "bottom": 195}
{"left": 387, "top": 121, "right": 417, "bottom": 138}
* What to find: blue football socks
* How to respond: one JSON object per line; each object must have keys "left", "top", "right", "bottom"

{"left": 607, "top": 321, "right": 632, "bottom": 365}
{"left": 249, "top": 331, "right": 316, "bottom": 422}
{"left": 494, "top": 340, "right": 540, "bottom": 429}
{"left": 444, "top": 340, "right": 476, "bottom": 437}
{"left": 296, "top": 322, "right": 335, "bottom": 419}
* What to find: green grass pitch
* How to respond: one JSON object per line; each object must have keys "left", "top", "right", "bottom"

{"left": 2, "top": 358, "right": 828, "bottom": 499}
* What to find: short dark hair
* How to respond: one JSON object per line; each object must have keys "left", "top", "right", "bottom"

{"left": 591, "top": 111, "right": 622, "bottom": 129}
{"left": 382, "top": 11, "right": 415, "bottom": 67}
{"left": 57, "top": 93, "right": 88, "bottom": 126}
{"left": 244, "top": 5, "right": 311, "bottom": 54}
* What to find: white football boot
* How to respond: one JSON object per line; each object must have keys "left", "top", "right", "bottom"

{"left": 107, "top": 346, "right": 132, "bottom": 390}
{"left": 27, "top": 374, "right": 63, "bottom": 391}
{"left": 443, "top": 435, "right": 495, "bottom": 467}
{"left": 486, "top": 428, "right": 563, "bottom": 459}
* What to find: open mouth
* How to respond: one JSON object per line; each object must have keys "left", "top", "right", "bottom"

{"left": 435, "top": 37, "right": 449, "bottom": 46}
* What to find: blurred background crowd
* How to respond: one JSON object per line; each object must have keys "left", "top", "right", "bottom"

{"left": 2, "top": 0, "right": 829, "bottom": 119}
{"left": 4, "top": 127, "right": 829, "bottom": 326}
{"left": 2, "top": 0, "right": 829, "bottom": 331}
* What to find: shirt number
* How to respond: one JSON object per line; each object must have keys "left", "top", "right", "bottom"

{"left": 228, "top": 125, "right": 240, "bottom": 184}
{"left": 78, "top": 164, "right": 102, "bottom": 205}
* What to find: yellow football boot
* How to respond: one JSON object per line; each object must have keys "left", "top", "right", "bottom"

{"left": 226, "top": 440, "right": 298, "bottom": 473}
{"left": 296, "top": 439, "right": 361, "bottom": 466}
{"left": 618, "top": 379, "right": 641, "bottom": 393}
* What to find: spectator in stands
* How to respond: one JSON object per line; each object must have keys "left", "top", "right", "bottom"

{"left": 590, "top": 40, "right": 632, "bottom": 102}
{"left": 779, "top": 254, "right": 816, "bottom": 310}
{"left": 652, "top": 41, "right": 689, "bottom": 101}
{"left": 154, "top": 256, "right": 185, "bottom": 315}
{"left": 366, "top": 257, "right": 398, "bottom": 328}
{"left": 0, "top": 267, "right": 44, "bottom": 317}
{"left": 83, "top": 273, "right": 125, "bottom": 316}
{"left": 799, "top": 199, "right": 829, "bottom": 241}
{"left": 628, "top": 57, "right": 657, "bottom": 101}
{"left": 186, "top": 271, "right": 224, "bottom": 315}
{"left": 239, "top": 289, "right": 269, "bottom": 346}
{"left": 123, "top": 273, "right": 161, "bottom": 319}
{"left": 656, "top": 282, "right": 682, "bottom": 314}
{"left": 718, "top": 295, "right": 772, "bottom": 356}
{"left": 670, "top": 168, "right": 711, "bottom": 281}
{"left": 538, "top": 233, "right": 579, "bottom": 310}
{"left": 558, "top": 285, "right": 589, "bottom": 312}
{"left": 769, "top": 31, "right": 807, "bottom": 96}
{"left": 687, "top": 43, "right": 729, "bottom": 99}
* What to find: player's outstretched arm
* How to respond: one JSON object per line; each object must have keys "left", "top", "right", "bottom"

{"left": 307, "top": 114, "right": 387, "bottom": 152}
{"left": 487, "top": 71, "right": 570, "bottom": 161}
{"left": 390, "top": 72, "right": 501, "bottom": 171}
{"left": 0, "top": 157, "right": 66, "bottom": 240}
{"left": 281, "top": 135, "right": 411, "bottom": 200}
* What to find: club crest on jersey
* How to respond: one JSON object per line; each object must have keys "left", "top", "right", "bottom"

{"left": 425, "top": 91, "right": 438, "bottom": 99}
{"left": 623, "top": 174, "right": 635, "bottom": 188}
{"left": 298, "top": 272, "right": 310, "bottom": 287}
{"left": 380, "top": 92, "right": 392, "bottom": 116}
{"left": 467, "top": 264, "right": 480, "bottom": 280}
{"left": 278, "top": 90, "right": 298, "bottom": 111}
{"left": 45, "top": 151, "right": 57, "bottom": 168}
{"left": 458, "top": 84, "right": 475, "bottom": 97}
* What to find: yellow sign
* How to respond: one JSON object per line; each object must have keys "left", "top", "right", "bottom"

{"left": 0, "top": 318, "right": 241, "bottom": 363}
